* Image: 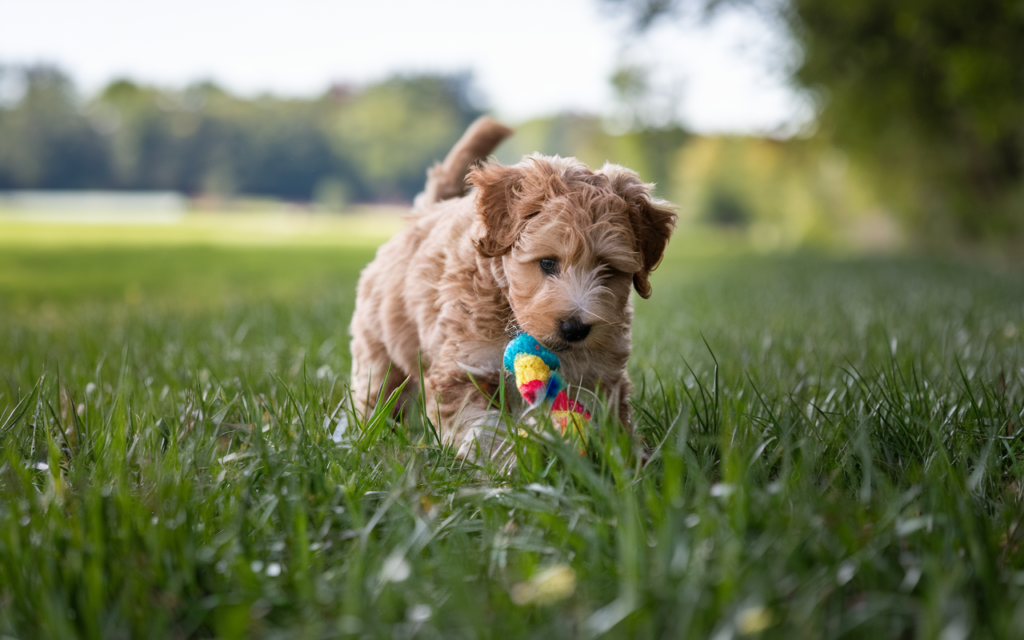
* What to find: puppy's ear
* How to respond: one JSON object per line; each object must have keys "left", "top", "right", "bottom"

{"left": 468, "top": 161, "right": 525, "bottom": 258}
{"left": 601, "top": 164, "right": 678, "bottom": 299}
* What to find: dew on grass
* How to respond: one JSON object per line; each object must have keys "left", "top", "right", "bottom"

{"left": 380, "top": 554, "right": 411, "bottom": 583}
{"left": 901, "top": 566, "right": 922, "bottom": 592}
{"left": 837, "top": 561, "right": 857, "bottom": 585}
{"left": 896, "top": 516, "right": 933, "bottom": 536}
{"left": 710, "top": 483, "right": 736, "bottom": 498}
{"left": 407, "top": 604, "right": 432, "bottom": 622}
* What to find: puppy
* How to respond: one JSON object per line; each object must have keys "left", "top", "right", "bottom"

{"left": 349, "top": 117, "right": 676, "bottom": 459}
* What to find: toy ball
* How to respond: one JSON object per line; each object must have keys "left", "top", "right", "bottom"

{"left": 503, "top": 333, "right": 591, "bottom": 438}
{"left": 503, "top": 333, "right": 563, "bottom": 409}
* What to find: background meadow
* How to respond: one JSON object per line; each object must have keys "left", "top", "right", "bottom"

{"left": 2, "top": 217, "right": 1023, "bottom": 638}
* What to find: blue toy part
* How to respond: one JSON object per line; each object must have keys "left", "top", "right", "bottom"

{"left": 545, "top": 371, "right": 566, "bottom": 400}
{"left": 502, "top": 333, "right": 560, "bottom": 372}
{"left": 503, "top": 333, "right": 566, "bottom": 407}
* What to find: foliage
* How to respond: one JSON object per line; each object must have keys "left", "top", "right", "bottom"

{"left": 704, "top": 188, "right": 750, "bottom": 226}
{"left": 0, "top": 66, "right": 112, "bottom": 189}
{"left": 603, "top": 0, "right": 1024, "bottom": 246}
{"left": 2, "top": 221, "right": 1024, "bottom": 637}
{"left": 788, "top": 0, "right": 1024, "bottom": 242}
{"left": 327, "top": 74, "right": 481, "bottom": 201}
{"left": 674, "top": 135, "right": 891, "bottom": 248}
{"left": 0, "top": 65, "right": 687, "bottom": 211}
{"left": 0, "top": 65, "right": 481, "bottom": 203}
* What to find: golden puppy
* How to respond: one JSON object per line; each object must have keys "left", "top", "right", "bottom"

{"left": 349, "top": 117, "right": 676, "bottom": 459}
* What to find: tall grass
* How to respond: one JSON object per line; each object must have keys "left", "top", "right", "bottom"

{"left": 1, "top": 236, "right": 1023, "bottom": 638}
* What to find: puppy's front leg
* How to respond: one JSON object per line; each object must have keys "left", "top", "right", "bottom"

{"left": 425, "top": 365, "right": 511, "bottom": 464}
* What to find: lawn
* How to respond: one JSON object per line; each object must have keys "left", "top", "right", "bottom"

{"left": 1, "top": 216, "right": 1023, "bottom": 639}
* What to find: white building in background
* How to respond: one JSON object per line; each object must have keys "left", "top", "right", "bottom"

{"left": 0, "top": 191, "right": 186, "bottom": 223}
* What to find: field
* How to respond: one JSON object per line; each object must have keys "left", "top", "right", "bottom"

{"left": 2, "top": 215, "right": 1024, "bottom": 639}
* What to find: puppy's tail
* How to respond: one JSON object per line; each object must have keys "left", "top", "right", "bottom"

{"left": 415, "top": 116, "right": 513, "bottom": 208}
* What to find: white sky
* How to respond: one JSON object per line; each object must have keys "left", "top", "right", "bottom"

{"left": 0, "top": 0, "right": 811, "bottom": 134}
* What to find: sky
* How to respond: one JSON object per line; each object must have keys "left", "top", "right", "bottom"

{"left": 0, "top": 0, "right": 811, "bottom": 135}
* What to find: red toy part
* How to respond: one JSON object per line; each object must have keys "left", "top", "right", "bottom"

{"left": 550, "top": 391, "right": 591, "bottom": 419}
{"left": 519, "top": 378, "right": 545, "bottom": 405}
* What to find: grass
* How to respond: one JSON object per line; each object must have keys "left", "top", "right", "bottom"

{"left": 1, "top": 216, "right": 1024, "bottom": 639}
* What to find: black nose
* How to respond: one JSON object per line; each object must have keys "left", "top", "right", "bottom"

{"left": 560, "top": 318, "right": 591, "bottom": 342}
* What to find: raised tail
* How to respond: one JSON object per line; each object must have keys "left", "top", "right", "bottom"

{"left": 415, "top": 116, "right": 513, "bottom": 208}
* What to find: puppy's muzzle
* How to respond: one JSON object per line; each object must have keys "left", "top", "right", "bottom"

{"left": 560, "top": 317, "right": 592, "bottom": 343}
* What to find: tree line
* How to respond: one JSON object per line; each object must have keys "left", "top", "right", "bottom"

{"left": 0, "top": 65, "right": 482, "bottom": 204}
{"left": 6, "top": 0, "right": 1024, "bottom": 251}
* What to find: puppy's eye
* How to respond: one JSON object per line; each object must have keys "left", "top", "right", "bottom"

{"left": 539, "top": 258, "right": 559, "bottom": 276}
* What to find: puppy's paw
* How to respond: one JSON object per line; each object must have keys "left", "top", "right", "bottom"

{"left": 452, "top": 412, "right": 517, "bottom": 473}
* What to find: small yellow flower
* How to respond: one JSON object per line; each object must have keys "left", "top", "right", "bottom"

{"left": 737, "top": 605, "right": 772, "bottom": 635}
{"left": 510, "top": 563, "right": 576, "bottom": 606}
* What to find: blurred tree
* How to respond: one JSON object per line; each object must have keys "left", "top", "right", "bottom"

{"left": 608, "top": 62, "right": 689, "bottom": 198}
{"left": 0, "top": 65, "right": 111, "bottom": 189}
{"left": 603, "top": 0, "right": 1024, "bottom": 243}
{"left": 327, "top": 74, "right": 482, "bottom": 200}
{"left": 0, "top": 65, "right": 480, "bottom": 203}
{"left": 790, "top": 0, "right": 1024, "bottom": 240}
{"left": 94, "top": 80, "right": 343, "bottom": 199}
{"left": 705, "top": 188, "right": 750, "bottom": 226}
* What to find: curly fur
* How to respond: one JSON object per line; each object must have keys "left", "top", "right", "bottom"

{"left": 349, "top": 117, "right": 676, "bottom": 459}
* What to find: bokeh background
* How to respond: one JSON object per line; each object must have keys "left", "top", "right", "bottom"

{"left": 2, "top": 0, "right": 1020, "bottom": 253}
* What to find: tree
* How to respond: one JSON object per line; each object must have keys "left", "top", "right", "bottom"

{"left": 0, "top": 65, "right": 482, "bottom": 203}
{"left": 791, "top": 0, "right": 1024, "bottom": 240}
{"left": 0, "top": 65, "right": 111, "bottom": 189}
{"left": 327, "top": 74, "right": 483, "bottom": 201}
{"left": 604, "top": 0, "right": 1024, "bottom": 243}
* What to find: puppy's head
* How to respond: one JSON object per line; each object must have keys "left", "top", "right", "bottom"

{"left": 468, "top": 154, "right": 677, "bottom": 353}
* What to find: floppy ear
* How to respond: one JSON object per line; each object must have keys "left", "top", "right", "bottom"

{"left": 467, "top": 161, "right": 526, "bottom": 258}
{"left": 601, "top": 164, "right": 678, "bottom": 299}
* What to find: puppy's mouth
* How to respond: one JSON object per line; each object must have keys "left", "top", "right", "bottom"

{"left": 508, "top": 319, "right": 586, "bottom": 354}
{"left": 539, "top": 336, "right": 574, "bottom": 354}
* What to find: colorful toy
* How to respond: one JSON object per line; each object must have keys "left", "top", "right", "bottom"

{"left": 503, "top": 334, "right": 562, "bottom": 409}
{"left": 503, "top": 333, "right": 591, "bottom": 437}
{"left": 549, "top": 391, "right": 591, "bottom": 437}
